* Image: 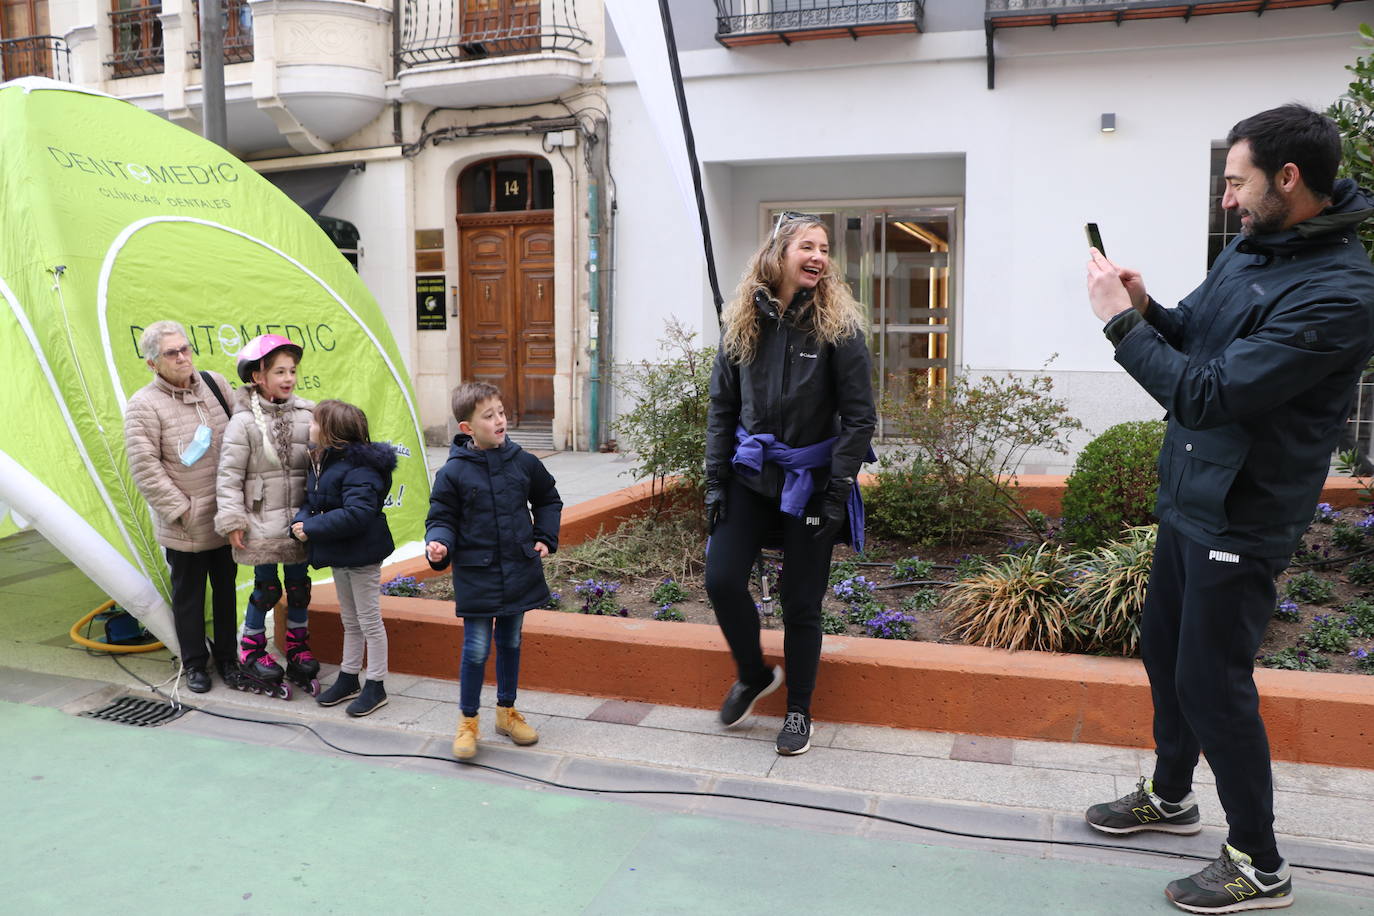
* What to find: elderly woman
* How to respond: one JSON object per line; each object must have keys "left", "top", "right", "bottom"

{"left": 123, "top": 320, "right": 237, "bottom": 692}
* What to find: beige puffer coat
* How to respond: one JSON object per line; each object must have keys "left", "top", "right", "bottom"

{"left": 124, "top": 370, "right": 234, "bottom": 552}
{"left": 214, "top": 384, "right": 314, "bottom": 567}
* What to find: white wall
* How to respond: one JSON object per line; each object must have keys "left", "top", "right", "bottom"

{"left": 606, "top": 5, "right": 1367, "bottom": 468}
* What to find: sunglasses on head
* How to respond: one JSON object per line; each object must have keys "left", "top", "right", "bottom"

{"left": 771, "top": 210, "right": 823, "bottom": 239}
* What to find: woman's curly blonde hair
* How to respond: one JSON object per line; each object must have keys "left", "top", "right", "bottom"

{"left": 720, "top": 216, "right": 866, "bottom": 365}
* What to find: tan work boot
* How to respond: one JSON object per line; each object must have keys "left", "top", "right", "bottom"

{"left": 495, "top": 706, "right": 538, "bottom": 745}
{"left": 451, "top": 714, "right": 480, "bottom": 760}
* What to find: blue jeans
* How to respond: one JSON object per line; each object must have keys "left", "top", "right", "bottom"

{"left": 244, "top": 562, "right": 310, "bottom": 632}
{"left": 459, "top": 613, "right": 525, "bottom": 717}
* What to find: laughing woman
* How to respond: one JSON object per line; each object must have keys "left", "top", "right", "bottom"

{"left": 704, "top": 211, "right": 876, "bottom": 756}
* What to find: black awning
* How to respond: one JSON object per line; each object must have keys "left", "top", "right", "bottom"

{"left": 262, "top": 164, "right": 352, "bottom": 217}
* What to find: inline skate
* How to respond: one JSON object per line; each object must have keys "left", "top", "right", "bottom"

{"left": 283, "top": 626, "right": 321, "bottom": 696}
{"left": 224, "top": 632, "right": 292, "bottom": 699}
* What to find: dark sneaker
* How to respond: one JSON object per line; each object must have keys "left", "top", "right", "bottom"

{"left": 775, "top": 709, "right": 813, "bottom": 756}
{"left": 317, "top": 671, "right": 361, "bottom": 707}
{"left": 185, "top": 666, "right": 211, "bottom": 694}
{"left": 719, "top": 665, "right": 783, "bottom": 728}
{"left": 1166, "top": 844, "right": 1293, "bottom": 913}
{"left": 346, "top": 680, "right": 388, "bottom": 718}
{"left": 1086, "top": 777, "right": 1202, "bottom": 835}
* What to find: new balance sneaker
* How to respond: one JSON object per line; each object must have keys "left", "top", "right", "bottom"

{"left": 1165, "top": 844, "right": 1293, "bottom": 913}
{"left": 1085, "top": 777, "right": 1202, "bottom": 835}
{"left": 719, "top": 665, "right": 783, "bottom": 728}
{"left": 775, "top": 709, "right": 813, "bottom": 756}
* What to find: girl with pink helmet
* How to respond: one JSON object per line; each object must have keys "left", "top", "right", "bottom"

{"left": 214, "top": 333, "right": 319, "bottom": 698}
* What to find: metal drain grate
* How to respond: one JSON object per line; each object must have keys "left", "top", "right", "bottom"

{"left": 80, "top": 695, "right": 185, "bottom": 727}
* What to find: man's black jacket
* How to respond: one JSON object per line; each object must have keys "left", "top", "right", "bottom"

{"left": 706, "top": 289, "right": 876, "bottom": 501}
{"left": 1105, "top": 178, "right": 1374, "bottom": 558}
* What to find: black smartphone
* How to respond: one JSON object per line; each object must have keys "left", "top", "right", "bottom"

{"left": 1084, "top": 222, "right": 1105, "bottom": 255}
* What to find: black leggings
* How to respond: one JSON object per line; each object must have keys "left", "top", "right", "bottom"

{"left": 704, "top": 478, "right": 835, "bottom": 713}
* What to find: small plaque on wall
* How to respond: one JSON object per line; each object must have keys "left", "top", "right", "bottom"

{"left": 415, "top": 250, "right": 444, "bottom": 272}
{"left": 415, "top": 229, "right": 444, "bottom": 250}
{"left": 415, "top": 275, "right": 447, "bottom": 331}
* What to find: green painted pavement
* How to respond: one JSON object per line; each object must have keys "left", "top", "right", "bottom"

{"left": 2, "top": 701, "right": 1364, "bottom": 915}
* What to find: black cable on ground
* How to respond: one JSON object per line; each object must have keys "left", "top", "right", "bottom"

{"left": 104, "top": 656, "right": 1374, "bottom": 881}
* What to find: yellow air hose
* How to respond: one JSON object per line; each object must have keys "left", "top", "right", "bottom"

{"left": 69, "top": 599, "right": 166, "bottom": 653}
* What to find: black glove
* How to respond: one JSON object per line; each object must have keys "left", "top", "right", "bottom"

{"left": 813, "top": 476, "right": 853, "bottom": 542}
{"left": 705, "top": 475, "right": 728, "bottom": 533}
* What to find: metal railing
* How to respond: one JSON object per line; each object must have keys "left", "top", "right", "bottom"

{"left": 715, "top": 1, "right": 923, "bottom": 42}
{"left": 0, "top": 35, "right": 71, "bottom": 81}
{"left": 986, "top": 0, "right": 1348, "bottom": 17}
{"left": 189, "top": 0, "right": 255, "bottom": 65}
{"left": 398, "top": 0, "right": 590, "bottom": 69}
{"left": 107, "top": 3, "right": 165, "bottom": 77}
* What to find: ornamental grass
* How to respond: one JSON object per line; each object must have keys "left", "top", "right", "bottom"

{"left": 944, "top": 542, "right": 1075, "bottom": 652}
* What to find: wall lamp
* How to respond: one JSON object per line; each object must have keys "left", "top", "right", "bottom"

{"left": 1100, "top": 113, "right": 1117, "bottom": 133}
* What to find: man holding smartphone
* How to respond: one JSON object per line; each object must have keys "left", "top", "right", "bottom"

{"left": 1085, "top": 105, "right": 1374, "bottom": 913}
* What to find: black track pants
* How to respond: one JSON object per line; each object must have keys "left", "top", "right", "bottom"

{"left": 1143, "top": 522, "right": 1287, "bottom": 866}
{"left": 703, "top": 478, "right": 835, "bottom": 712}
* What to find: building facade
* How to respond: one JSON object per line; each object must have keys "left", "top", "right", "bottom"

{"left": 10, "top": 0, "right": 609, "bottom": 449}
{"left": 604, "top": 0, "right": 1370, "bottom": 470}
{"left": 5, "top": 0, "right": 1370, "bottom": 463}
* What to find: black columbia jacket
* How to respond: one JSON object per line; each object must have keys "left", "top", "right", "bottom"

{"left": 706, "top": 288, "right": 877, "bottom": 501}
{"left": 425, "top": 435, "right": 562, "bottom": 617}
{"left": 1104, "top": 179, "right": 1374, "bottom": 558}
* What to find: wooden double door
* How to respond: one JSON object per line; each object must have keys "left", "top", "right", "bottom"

{"left": 459, "top": 212, "right": 555, "bottom": 426}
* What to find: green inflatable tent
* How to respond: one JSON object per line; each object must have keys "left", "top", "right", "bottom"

{"left": 0, "top": 77, "right": 429, "bottom": 654}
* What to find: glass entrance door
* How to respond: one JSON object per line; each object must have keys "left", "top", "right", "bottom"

{"left": 770, "top": 204, "right": 956, "bottom": 438}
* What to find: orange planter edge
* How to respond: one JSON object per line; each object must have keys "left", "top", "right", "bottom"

{"left": 283, "top": 475, "right": 1374, "bottom": 770}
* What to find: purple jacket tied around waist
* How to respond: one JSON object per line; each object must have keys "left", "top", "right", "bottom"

{"left": 731, "top": 425, "right": 873, "bottom": 551}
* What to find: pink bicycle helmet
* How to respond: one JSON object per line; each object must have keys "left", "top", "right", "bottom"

{"left": 236, "top": 333, "right": 303, "bottom": 384}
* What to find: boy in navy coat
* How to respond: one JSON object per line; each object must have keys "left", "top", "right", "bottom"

{"left": 425, "top": 382, "right": 561, "bottom": 759}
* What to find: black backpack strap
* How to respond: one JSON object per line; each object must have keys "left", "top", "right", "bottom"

{"left": 200, "top": 371, "right": 231, "bottom": 418}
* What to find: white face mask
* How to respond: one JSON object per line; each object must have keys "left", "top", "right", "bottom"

{"left": 179, "top": 424, "right": 213, "bottom": 466}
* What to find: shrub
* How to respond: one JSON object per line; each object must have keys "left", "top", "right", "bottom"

{"left": 653, "top": 604, "right": 685, "bottom": 622}
{"left": 1258, "top": 647, "right": 1331, "bottom": 672}
{"left": 574, "top": 579, "right": 624, "bottom": 616}
{"left": 650, "top": 577, "right": 689, "bottom": 605}
{"left": 612, "top": 319, "right": 715, "bottom": 497}
{"left": 381, "top": 575, "right": 423, "bottom": 597}
{"left": 1331, "top": 522, "right": 1366, "bottom": 552}
{"left": 864, "top": 609, "right": 917, "bottom": 640}
{"left": 1059, "top": 421, "right": 1166, "bottom": 549}
{"left": 900, "top": 588, "right": 941, "bottom": 614}
{"left": 891, "top": 556, "right": 935, "bottom": 581}
{"left": 1284, "top": 572, "right": 1336, "bottom": 605}
{"left": 866, "top": 451, "right": 1003, "bottom": 546}
{"left": 1302, "top": 614, "right": 1352, "bottom": 653}
{"left": 878, "top": 366, "right": 1081, "bottom": 540}
{"left": 944, "top": 543, "right": 1075, "bottom": 652}
{"left": 1328, "top": 23, "right": 1374, "bottom": 256}
{"left": 954, "top": 554, "right": 989, "bottom": 579}
{"left": 1065, "top": 526, "right": 1155, "bottom": 656}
